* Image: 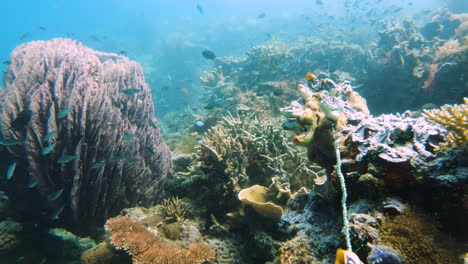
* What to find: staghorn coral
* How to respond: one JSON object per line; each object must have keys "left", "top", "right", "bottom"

{"left": 0, "top": 39, "right": 172, "bottom": 234}
{"left": 422, "top": 98, "right": 468, "bottom": 150}
{"left": 157, "top": 196, "right": 190, "bottom": 222}
{"left": 199, "top": 112, "right": 314, "bottom": 193}
{"left": 105, "top": 216, "right": 214, "bottom": 264}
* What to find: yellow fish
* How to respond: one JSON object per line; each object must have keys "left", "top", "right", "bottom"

{"left": 335, "top": 249, "right": 362, "bottom": 264}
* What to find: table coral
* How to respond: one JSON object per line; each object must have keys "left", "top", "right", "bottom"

{"left": 105, "top": 216, "right": 214, "bottom": 264}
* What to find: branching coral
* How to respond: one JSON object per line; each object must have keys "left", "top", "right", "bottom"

{"left": 157, "top": 196, "right": 190, "bottom": 222}
{"left": 105, "top": 216, "right": 214, "bottom": 264}
{"left": 422, "top": 98, "right": 468, "bottom": 150}
{"left": 0, "top": 39, "right": 172, "bottom": 234}
{"left": 199, "top": 112, "right": 313, "bottom": 192}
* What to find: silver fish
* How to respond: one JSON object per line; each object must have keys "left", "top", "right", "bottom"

{"left": 27, "top": 178, "right": 39, "bottom": 188}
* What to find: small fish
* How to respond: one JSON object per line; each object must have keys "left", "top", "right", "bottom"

{"left": 91, "top": 161, "right": 106, "bottom": 168}
{"left": 190, "top": 132, "right": 198, "bottom": 137}
{"left": 282, "top": 119, "right": 299, "bottom": 130}
{"left": 257, "top": 13, "right": 266, "bottom": 19}
{"left": 10, "top": 109, "right": 33, "bottom": 130}
{"left": 196, "top": 4, "right": 203, "bottom": 14}
{"left": 90, "top": 35, "right": 101, "bottom": 42}
{"left": 51, "top": 204, "right": 65, "bottom": 220}
{"left": 122, "top": 134, "right": 136, "bottom": 141}
{"left": 180, "top": 88, "right": 190, "bottom": 96}
{"left": 118, "top": 50, "right": 128, "bottom": 56}
{"left": 39, "top": 258, "right": 46, "bottom": 264}
{"left": 27, "top": 178, "right": 39, "bottom": 188}
{"left": 108, "top": 156, "right": 124, "bottom": 162}
{"left": 48, "top": 189, "right": 63, "bottom": 201}
{"left": 146, "top": 147, "right": 156, "bottom": 154}
{"left": 194, "top": 120, "right": 205, "bottom": 127}
{"left": 149, "top": 120, "right": 157, "bottom": 128}
{"left": 0, "top": 138, "right": 25, "bottom": 146}
{"left": 6, "top": 162, "right": 16, "bottom": 180}
{"left": 41, "top": 142, "right": 57, "bottom": 156}
{"left": 57, "top": 107, "right": 73, "bottom": 119}
{"left": 123, "top": 158, "right": 138, "bottom": 164}
{"left": 19, "top": 32, "right": 31, "bottom": 40}
{"left": 38, "top": 26, "right": 46, "bottom": 30}
{"left": 2, "top": 60, "right": 11, "bottom": 65}
{"left": 315, "top": 0, "right": 323, "bottom": 6}
{"left": 58, "top": 155, "right": 79, "bottom": 164}
{"left": 120, "top": 89, "right": 141, "bottom": 96}
{"left": 16, "top": 256, "right": 24, "bottom": 262}
{"left": 43, "top": 130, "right": 58, "bottom": 141}
{"left": 0, "top": 191, "right": 8, "bottom": 200}
{"left": 202, "top": 50, "right": 216, "bottom": 60}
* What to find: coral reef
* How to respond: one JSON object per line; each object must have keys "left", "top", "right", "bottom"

{"left": 422, "top": 98, "right": 468, "bottom": 150}
{"left": 157, "top": 196, "right": 190, "bottom": 222}
{"left": 362, "top": 10, "right": 468, "bottom": 113}
{"left": 0, "top": 39, "right": 172, "bottom": 233}
{"left": 105, "top": 215, "right": 214, "bottom": 264}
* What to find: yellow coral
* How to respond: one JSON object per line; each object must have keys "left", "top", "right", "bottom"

{"left": 422, "top": 98, "right": 468, "bottom": 150}
{"left": 157, "top": 196, "right": 190, "bottom": 222}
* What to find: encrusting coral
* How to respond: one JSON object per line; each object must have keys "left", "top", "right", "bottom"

{"left": 0, "top": 39, "right": 172, "bottom": 233}
{"left": 422, "top": 97, "right": 468, "bottom": 150}
{"left": 105, "top": 216, "right": 214, "bottom": 264}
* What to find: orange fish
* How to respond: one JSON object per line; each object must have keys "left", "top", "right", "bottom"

{"left": 305, "top": 72, "right": 316, "bottom": 81}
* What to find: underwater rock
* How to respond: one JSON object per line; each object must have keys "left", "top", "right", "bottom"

{"left": 47, "top": 228, "right": 96, "bottom": 260}
{"left": 382, "top": 198, "right": 406, "bottom": 216}
{"left": 367, "top": 245, "right": 404, "bottom": 264}
{"left": 0, "top": 39, "right": 172, "bottom": 234}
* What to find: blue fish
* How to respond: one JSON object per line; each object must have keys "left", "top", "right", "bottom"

{"left": 41, "top": 142, "right": 57, "bottom": 156}
{"left": 122, "top": 134, "right": 136, "bottom": 141}
{"left": 6, "top": 162, "right": 16, "bottom": 180}
{"left": 43, "top": 130, "right": 58, "bottom": 141}
{"left": 58, "top": 155, "right": 79, "bottom": 164}
{"left": 51, "top": 204, "right": 65, "bottom": 220}
{"left": 0, "top": 191, "right": 8, "bottom": 200}
{"left": 91, "top": 161, "right": 106, "bottom": 168}
{"left": 194, "top": 120, "right": 205, "bottom": 127}
{"left": 57, "top": 107, "right": 73, "bottom": 119}
{"left": 0, "top": 138, "right": 25, "bottom": 146}
{"left": 27, "top": 178, "right": 39, "bottom": 188}
{"left": 48, "top": 189, "right": 63, "bottom": 201}
{"left": 108, "top": 156, "right": 124, "bottom": 162}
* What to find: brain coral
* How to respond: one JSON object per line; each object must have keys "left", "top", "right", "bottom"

{"left": 0, "top": 39, "right": 172, "bottom": 234}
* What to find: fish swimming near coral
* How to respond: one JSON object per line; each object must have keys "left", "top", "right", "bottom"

{"left": 6, "top": 162, "right": 16, "bottom": 180}
{"left": 108, "top": 156, "right": 124, "bottom": 162}
{"left": 27, "top": 178, "right": 38, "bottom": 188}
{"left": 58, "top": 155, "right": 79, "bottom": 164}
{"left": 57, "top": 107, "right": 73, "bottom": 119}
{"left": 120, "top": 89, "right": 141, "bottom": 96}
{"left": 202, "top": 50, "right": 216, "bottom": 60}
{"left": 43, "top": 130, "right": 58, "bottom": 141}
{"left": 0, "top": 191, "right": 8, "bottom": 200}
{"left": 0, "top": 138, "right": 25, "bottom": 146}
{"left": 91, "top": 161, "right": 106, "bottom": 168}
{"left": 9, "top": 109, "right": 32, "bottom": 130}
{"left": 335, "top": 248, "right": 362, "bottom": 264}
{"left": 51, "top": 204, "right": 65, "bottom": 220}
{"left": 41, "top": 142, "right": 57, "bottom": 156}
{"left": 122, "top": 134, "right": 136, "bottom": 141}
{"left": 48, "top": 189, "right": 64, "bottom": 201}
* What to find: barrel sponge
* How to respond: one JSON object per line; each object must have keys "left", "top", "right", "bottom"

{"left": 0, "top": 39, "right": 172, "bottom": 234}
